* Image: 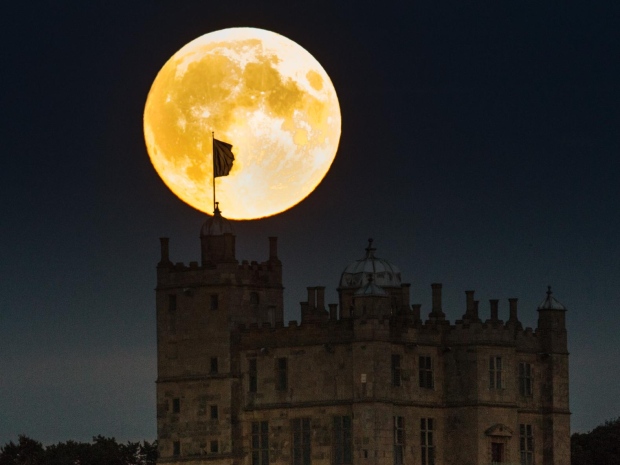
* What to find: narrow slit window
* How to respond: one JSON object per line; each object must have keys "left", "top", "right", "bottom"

{"left": 391, "top": 354, "right": 401, "bottom": 387}
{"left": 489, "top": 356, "right": 503, "bottom": 389}
{"left": 393, "top": 416, "right": 404, "bottom": 465}
{"left": 249, "top": 358, "right": 258, "bottom": 393}
{"left": 519, "top": 362, "right": 533, "bottom": 396}
{"left": 276, "top": 357, "right": 288, "bottom": 391}
{"left": 421, "top": 418, "right": 435, "bottom": 465}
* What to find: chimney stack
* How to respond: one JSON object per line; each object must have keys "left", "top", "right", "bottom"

{"left": 508, "top": 298, "right": 519, "bottom": 324}
{"left": 430, "top": 283, "right": 446, "bottom": 320}
{"left": 463, "top": 290, "right": 480, "bottom": 321}
{"left": 411, "top": 304, "right": 421, "bottom": 322}
{"left": 432, "top": 283, "right": 442, "bottom": 312}
{"left": 465, "top": 290, "right": 475, "bottom": 314}
{"left": 489, "top": 299, "right": 499, "bottom": 321}
{"left": 401, "top": 283, "right": 411, "bottom": 313}
{"left": 300, "top": 301, "right": 309, "bottom": 322}
{"left": 316, "top": 286, "right": 325, "bottom": 311}
{"left": 307, "top": 287, "right": 316, "bottom": 310}
{"left": 329, "top": 303, "right": 338, "bottom": 320}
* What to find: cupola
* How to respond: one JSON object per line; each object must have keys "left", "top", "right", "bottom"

{"left": 200, "top": 203, "right": 236, "bottom": 265}
{"left": 339, "top": 239, "right": 401, "bottom": 290}
{"left": 537, "top": 286, "right": 566, "bottom": 311}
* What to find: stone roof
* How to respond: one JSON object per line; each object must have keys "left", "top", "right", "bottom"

{"left": 339, "top": 239, "right": 401, "bottom": 289}
{"left": 538, "top": 286, "right": 566, "bottom": 310}
{"left": 200, "top": 203, "right": 234, "bottom": 236}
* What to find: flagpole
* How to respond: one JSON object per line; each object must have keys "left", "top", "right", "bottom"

{"left": 212, "top": 131, "right": 216, "bottom": 214}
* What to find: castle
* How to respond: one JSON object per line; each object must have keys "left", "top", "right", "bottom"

{"left": 155, "top": 208, "right": 570, "bottom": 465}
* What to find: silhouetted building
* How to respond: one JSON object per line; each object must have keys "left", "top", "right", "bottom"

{"left": 155, "top": 209, "right": 570, "bottom": 465}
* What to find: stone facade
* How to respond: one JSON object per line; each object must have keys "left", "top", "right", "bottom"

{"left": 155, "top": 214, "right": 570, "bottom": 465}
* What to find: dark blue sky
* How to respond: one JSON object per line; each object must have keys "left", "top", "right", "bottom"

{"left": 1, "top": 1, "right": 619, "bottom": 444}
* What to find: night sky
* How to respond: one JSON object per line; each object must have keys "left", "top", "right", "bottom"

{"left": 1, "top": 1, "right": 619, "bottom": 444}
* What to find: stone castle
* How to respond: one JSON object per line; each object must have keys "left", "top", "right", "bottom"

{"left": 155, "top": 208, "right": 570, "bottom": 465}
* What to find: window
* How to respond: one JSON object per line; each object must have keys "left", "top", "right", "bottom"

{"left": 251, "top": 421, "right": 269, "bottom": 465}
{"left": 419, "top": 356, "right": 434, "bottom": 389}
{"left": 172, "top": 398, "right": 180, "bottom": 414}
{"left": 249, "top": 358, "right": 258, "bottom": 393}
{"left": 333, "top": 416, "right": 352, "bottom": 465}
{"left": 393, "top": 416, "right": 404, "bottom": 465}
{"left": 489, "top": 356, "right": 503, "bottom": 389}
{"left": 210, "top": 440, "right": 219, "bottom": 453}
{"left": 276, "top": 357, "right": 288, "bottom": 391}
{"left": 173, "top": 440, "right": 180, "bottom": 457}
{"left": 292, "top": 418, "right": 311, "bottom": 465}
{"left": 391, "top": 354, "right": 401, "bottom": 387}
{"left": 421, "top": 418, "right": 435, "bottom": 465}
{"left": 520, "top": 424, "right": 534, "bottom": 465}
{"left": 250, "top": 292, "right": 259, "bottom": 308}
{"left": 210, "top": 357, "right": 219, "bottom": 374}
{"left": 519, "top": 362, "right": 533, "bottom": 396}
{"left": 210, "top": 405, "right": 218, "bottom": 420}
{"left": 210, "top": 294, "right": 219, "bottom": 310}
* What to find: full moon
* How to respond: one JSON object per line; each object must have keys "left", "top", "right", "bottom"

{"left": 144, "top": 28, "right": 341, "bottom": 220}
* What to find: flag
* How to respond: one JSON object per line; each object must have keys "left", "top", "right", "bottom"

{"left": 213, "top": 138, "right": 235, "bottom": 177}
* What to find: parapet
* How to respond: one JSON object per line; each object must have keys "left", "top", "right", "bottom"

{"left": 156, "top": 236, "right": 282, "bottom": 289}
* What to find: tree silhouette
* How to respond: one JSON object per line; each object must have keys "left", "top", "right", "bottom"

{"left": 0, "top": 436, "right": 45, "bottom": 465}
{"left": 572, "top": 417, "right": 620, "bottom": 465}
{"left": 0, "top": 436, "right": 157, "bottom": 465}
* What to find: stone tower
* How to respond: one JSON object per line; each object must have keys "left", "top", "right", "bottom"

{"left": 156, "top": 206, "right": 283, "bottom": 461}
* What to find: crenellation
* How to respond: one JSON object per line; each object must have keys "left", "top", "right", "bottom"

{"left": 156, "top": 225, "right": 569, "bottom": 465}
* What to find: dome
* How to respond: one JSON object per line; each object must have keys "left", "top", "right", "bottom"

{"left": 538, "top": 286, "right": 566, "bottom": 310}
{"left": 354, "top": 277, "right": 388, "bottom": 297}
{"left": 339, "top": 239, "right": 401, "bottom": 289}
{"left": 200, "top": 203, "right": 234, "bottom": 236}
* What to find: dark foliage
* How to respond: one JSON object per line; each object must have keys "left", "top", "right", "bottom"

{"left": 0, "top": 436, "right": 157, "bottom": 465}
{"left": 572, "top": 417, "right": 620, "bottom": 465}
{"left": 0, "top": 436, "right": 45, "bottom": 465}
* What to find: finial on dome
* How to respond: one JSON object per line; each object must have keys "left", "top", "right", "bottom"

{"left": 547, "top": 285, "right": 552, "bottom": 297}
{"left": 214, "top": 202, "right": 221, "bottom": 216}
{"left": 365, "top": 238, "right": 376, "bottom": 258}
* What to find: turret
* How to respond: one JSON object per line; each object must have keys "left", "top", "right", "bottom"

{"left": 337, "top": 239, "right": 403, "bottom": 318}
{"left": 200, "top": 203, "right": 236, "bottom": 265}
{"left": 537, "top": 286, "right": 568, "bottom": 353}
{"left": 536, "top": 286, "right": 570, "bottom": 464}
